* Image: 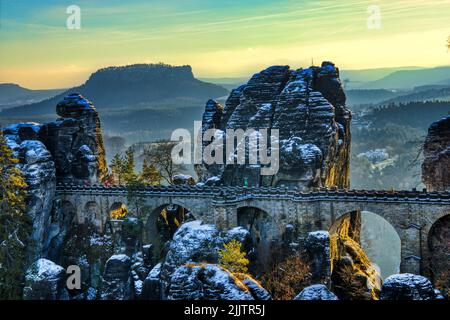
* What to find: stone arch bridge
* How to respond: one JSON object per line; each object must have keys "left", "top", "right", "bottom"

{"left": 56, "top": 184, "right": 450, "bottom": 276}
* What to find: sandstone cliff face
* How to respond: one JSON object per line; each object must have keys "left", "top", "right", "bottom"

{"left": 196, "top": 62, "right": 351, "bottom": 189}
{"left": 39, "top": 93, "right": 107, "bottom": 183}
{"left": 2, "top": 94, "right": 108, "bottom": 262}
{"left": 329, "top": 211, "right": 382, "bottom": 300}
{"left": 422, "top": 115, "right": 450, "bottom": 191}
{"left": 39, "top": 93, "right": 107, "bottom": 184}
{"left": 3, "top": 123, "right": 57, "bottom": 259}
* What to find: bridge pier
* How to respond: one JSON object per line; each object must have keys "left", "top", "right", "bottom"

{"left": 213, "top": 205, "right": 238, "bottom": 230}
{"left": 398, "top": 224, "right": 422, "bottom": 274}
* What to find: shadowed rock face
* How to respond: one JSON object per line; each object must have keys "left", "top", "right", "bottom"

{"left": 2, "top": 94, "right": 108, "bottom": 263}
{"left": 100, "top": 254, "right": 132, "bottom": 300}
{"left": 422, "top": 115, "right": 450, "bottom": 191}
{"left": 196, "top": 61, "right": 351, "bottom": 189}
{"left": 39, "top": 93, "right": 108, "bottom": 184}
{"left": 3, "top": 124, "right": 57, "bottom": 259}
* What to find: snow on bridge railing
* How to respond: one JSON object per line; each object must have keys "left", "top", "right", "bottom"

{"left": 55, "top": 183, "right": 450, "bottom": 203}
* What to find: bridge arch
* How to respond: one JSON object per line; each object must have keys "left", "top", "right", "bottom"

{"left": 237, "top": 206, "right": 281, "bottom": 274}
{"left": 427, "top": 214, "right": 450, "bottom": 286}
{"left": 330, "top": 210, "right": 401, "bottom": 279}
{"left": 144, "top": 203, "right": 195, "bottom": 261}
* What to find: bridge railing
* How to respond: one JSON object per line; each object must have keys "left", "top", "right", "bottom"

{"left": 55, "top": 183, "right": 450, "bottom": 204}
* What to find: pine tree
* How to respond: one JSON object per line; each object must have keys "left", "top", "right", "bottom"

{"left": 0, "top": 132, "right": 30, "bottom": 299}
{"left": 218, "top": 240, "right": 249, "bottom": 274}
{"left": 141, "top": 158, "right": 161, "bottom": 186}
{"left": 123, "top": 148, "right": 137, "bottom": 185}
{"left": 110, "top": 153, "right": 125, "bottom": 185}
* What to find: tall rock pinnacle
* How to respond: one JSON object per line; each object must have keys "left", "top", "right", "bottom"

{"left": 196, "top": 61, "right": 352, "bottom": 190}
{"left": 39, "top": 93, "right": 108, "bottom": 184}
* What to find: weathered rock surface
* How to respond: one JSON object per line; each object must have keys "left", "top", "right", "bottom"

{"left": 39, "top": 93, "right": 107, "bottom": 184}
{"left": 428, "top": 214, "right": 450, "bottom": 288}
{"left": 196, "top": 62, "right": 351, "bottom": 189}
{"left": 60, "top": 224, "right": 114, "bottom": 298}
{"left": 130, "top": 251, "right": 151, "bottom": 299}
{"left": 330, "top": 211, "right": 382, "bottom": 300}
{"left": 422, "top": 115, "right": 450, "bottom": 191}
{"left": 142, "top": 263, "right": 162, "bottom": 300}
{"left": 294, "top": 284, "right": 338, "bottom": 300}
{"left": 305, "top": 231, "right": 331, "bottom": 286}
{"left": 100, "top": 254, "right": 132, "bottom": 300}
{"left": 159, "top": 221, "right": 253, "bottom": 298}
{"left": 167, "top": 264, "right": 254, "bottom": 300}
{"left": 2, "top": 93, "right": 109, "bottom": 260}
{"left": 23, "top": 258, "right": 68, "bottom": 300}
{"left": 241, "top": 275, "right": 272, "bottom": 300}
{"left": 3, "top": 124, "right": 57, "bottom": 259}
{"left": 159, "top": 221, "right": 223, "bottom": 296}
{"left": 380, "top": 273, "right": 438, "bottom": 300}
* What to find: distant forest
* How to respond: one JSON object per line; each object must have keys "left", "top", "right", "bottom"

{"left": 350, "top": 100, "right": 450, "bottom": 190}
{"left": 364, "top": 101, "right": 450, "bottom": 129}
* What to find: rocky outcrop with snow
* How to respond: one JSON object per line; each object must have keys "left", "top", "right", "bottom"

{"left": 305, "top": 231, "right": 331, "bottom": 286}
{"left": 158, "top": 220, "right": 253, "bottom": 298}
{"left": 422, "top": 115, "right": 450, "bottom": 191}
{"left": 196, "top": 61, "right": 351, "bottom": 189}
{"left": 159, "top": 221, "right": 223, "bottom": 296}
{"left": 241, "top": 275, "right": 272, "bottom": 300}
{"left": 167, "top": 264, "right": 254, "bottom": 300}
{"left": 380, "top": 273, "right": 439, "bottom": 300}
{"left": 3, "top": 123, "right": 57, "bottom": 259}
{"left": 142, "top": 263, "right": 162, "bottom": 299}
{"left": 39, "top": 93, "right": 107, "bottom": 184}
{"left": 23, "top": 258, "right": 68, "bottom": 300}
{"left": 294, "top": 284, "right": 338, "bottom": 300}
{"left": 100, "top": 254, "right": 132, "bottom": 300}
{"left": 2, "top": 93, "right": 109, "bottom": 260}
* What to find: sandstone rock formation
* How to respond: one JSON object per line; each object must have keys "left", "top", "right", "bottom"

{"left": 60, "top": 224, "right": 114, "bottom": 298}
{"left": 304, "top": 231, "right": 332, "bottom": 287}
{"left": 168, "top": 264, "right": 268, "bottom": 300}
{"left": 2, "top": 93, "right": 108, "bottom": 262}
{"left": 159, "top": 221, "right": 224, "bottom": 296}
{"left": 329, "top": 211, "right": 382, "bottom": 300}
{"left": 422, "top": 115, "right": 450, "bottom": 191}
{"left": 294, "top": 284, "right": 338, "bottom": 300}
{"left": 39, "top": 93, "right": 107, "bottom": 184}
{"left": 196, "top": 62, "right": 351, "bottom": 189}
{"left": 159, "top": 221, "right": 253, "bottom": 299}
{"left": 142, "top": 263, "right": 162, "bottom": 300}
{"left": 3, "top": 124, "right": 57, "bottom": 259}
{"left": 23, "top": 258, "right": 68, "bottom": 300}
{"left": 100, "top": 254, "right": 132, "bottom": 300}
{"left": 380, "top": 273, "right": 438, "bottom": 300}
